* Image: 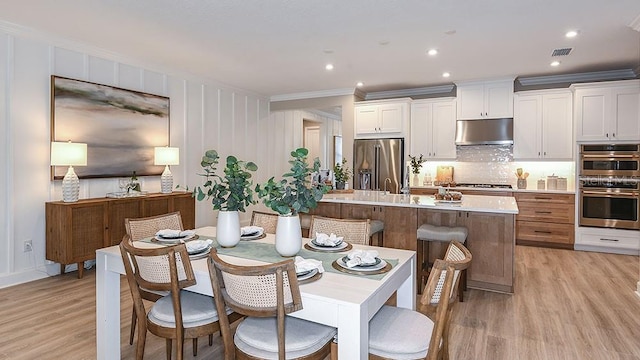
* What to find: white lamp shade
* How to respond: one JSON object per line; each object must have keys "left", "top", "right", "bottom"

{"left": 154, "top": 147, "right": 180, "bottom": 166}
{"left": 51, "top": 142, "right": 87, "bottom": 166}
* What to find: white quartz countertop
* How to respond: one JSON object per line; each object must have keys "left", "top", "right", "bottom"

{"left": 320, "top": 190, "right": 519, "bottom": 214}
{"left": 410, "top": 185, "right": 575, "bottom": 195}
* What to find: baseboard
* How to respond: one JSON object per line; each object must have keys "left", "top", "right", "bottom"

{"left": 0, "top": 267, "right": 52, "bottom": 289}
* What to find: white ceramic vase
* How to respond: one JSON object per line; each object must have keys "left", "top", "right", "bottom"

{"left": 412, "top": 173, "right": 420, "bottom": 186}
{"left": 275, "top": 214, "right": 302, "bottom": 257}
{"left": 217, "top": 210, "right": 241, "bottom": 247}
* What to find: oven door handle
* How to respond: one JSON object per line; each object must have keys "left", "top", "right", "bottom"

{"left": 581, "top": 190, "right": 639, "bottom": 197}
{"left": 581, "top": 154, "right": 639, "bottom": 158}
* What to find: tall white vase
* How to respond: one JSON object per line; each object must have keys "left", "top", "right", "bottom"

{"left": 275, "top": 214, "right": 302, "bottom": 257}
{"left": 217, "top": 210, "right": 241, "bottom": 247}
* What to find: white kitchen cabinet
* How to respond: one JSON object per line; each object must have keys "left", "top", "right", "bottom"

{"left": 513, "top": 90, "right": 573, "bottom": 160}
{"left": 456, "top": 79, "right": 514, "bottom": 120}
{"left": 410, "top": 98, "right": 456, "bottom": 159}
{"left": 575, "top": 227, "right": 639, "bottom": 255}
{"left": 572, "top": 79, "right": 640, "bottom": 142}
{"left": 354, "top": 98, "right": 410, "bottom": 138}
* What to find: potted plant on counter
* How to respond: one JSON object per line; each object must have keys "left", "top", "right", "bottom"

{"left": 333, "top": 158, "right": 352, "bottom": 190}
{"left": 255, "top": 147, "right": 329, "bottom": 256}
{"left": 408, "top": 154, "right": 426, "bottom": 186}
{"left": 194, "top": 149, "right": 258, "bottom": 247}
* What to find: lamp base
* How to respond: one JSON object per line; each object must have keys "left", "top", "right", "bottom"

{"left": 160, "top": 165, "right": 173, "bottom": 194}
{"left": 62, "top": 166, "right": 80, "bottom": 202}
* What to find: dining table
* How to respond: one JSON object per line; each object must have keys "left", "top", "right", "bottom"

{"left": 96, "top": 226, "right": 416, "bottom": 360}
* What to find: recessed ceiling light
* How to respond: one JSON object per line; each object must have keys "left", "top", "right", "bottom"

{"left": 325, "top": 64, "right": 334, "bottom": 70}
{"left": 356, "top": 82, "right": 364, "bottom": 87}
{"left": 565, "top": 30, "right": 578, "bottom": 38}
{"left": 427, "top": 49, "right": 438, "bottom": 56}
{"left": 550, "top": 61, "right": 561, "bottom": 67}
{"left": 442, "top": 72, "right": 450, "bottom": 78}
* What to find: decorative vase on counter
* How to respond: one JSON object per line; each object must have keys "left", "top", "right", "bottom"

{"left": 335, "top": 181, "right": 345, "bottom": 190}
{"left": 275, "top": 214, "right": 302, "bottom": 257}
{"left": 517, "top": 179, "right": 527, "bottom": 189}
{"left": 412, "top": 174, "right": 420, "bottom": 186}
{"left": 216, "top": 210, "right": 241, "bottom": 247}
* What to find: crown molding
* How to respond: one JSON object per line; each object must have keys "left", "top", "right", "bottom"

{"left": 270, "top": 88, "right": 356, "bottom": 102}
{"left": 364, "top": 84, "right": 455, "bottom": 100}
{"left": 518, "top": 69, "right": 637, "bottom": 86}
{"left": 629, "top": 13, "right": 640, "bottom": 32}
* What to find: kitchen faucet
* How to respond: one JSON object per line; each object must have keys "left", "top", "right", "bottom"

{"left": 383, "top": 178, "right": 392, "bottom": 195}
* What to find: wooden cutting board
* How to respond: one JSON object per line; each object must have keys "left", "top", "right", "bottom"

{"left": 436, "top": 166, "right": 454, "bottom": 183}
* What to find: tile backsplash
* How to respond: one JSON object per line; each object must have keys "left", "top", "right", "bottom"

{"left": 413, "top": 145, "right": 576, "bottom": 190}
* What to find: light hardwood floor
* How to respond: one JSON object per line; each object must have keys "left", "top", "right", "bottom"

{"left": 0, "top": 245, "right": 638, "bottom": 359}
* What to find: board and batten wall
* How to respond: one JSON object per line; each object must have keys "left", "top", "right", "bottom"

{"left": 0, "top": 22, "right": 279, "bottom": 288}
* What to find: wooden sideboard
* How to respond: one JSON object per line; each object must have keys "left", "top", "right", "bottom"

{"left": 46, "top": 192, "right": 195, "bottom": 278}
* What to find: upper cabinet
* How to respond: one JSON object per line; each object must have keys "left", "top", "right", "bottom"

{"left": 410, "top": 98, "right": 457, "bottom": 159}
{"left": 354, "top": 98, "right": 410, "bottom": 138}
{"left": 456, "top": 79, "right": 514, "bottom": 120}
{"left": 514, "top": 90, "right": 573, "bottom": 160}
{"left": 572, "top": 80, "right": 640, "bottom": 142}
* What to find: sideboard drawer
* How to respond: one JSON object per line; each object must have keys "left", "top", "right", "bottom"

{"left": 516, "top": 202, "right": 574, "bottom": 223}
{"left": 516, "top": 221, "right": 574, "bottom": 245}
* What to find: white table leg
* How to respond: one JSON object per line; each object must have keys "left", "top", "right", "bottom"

{"left": 337, "top": 304, "right": 368, "bottom": 359}
{"left": 96, "top": 251, "right": 121, "bottom": 360}
{"left": 396, "top": 254, "right": 417, "bottom": 310}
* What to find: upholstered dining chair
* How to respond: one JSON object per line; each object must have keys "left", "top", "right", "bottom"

{"left": 308, "top": 216, "right": 371, "bottom": 245}
{"left": 120, "top": 236, "right": 241, "bottom": 360}
{"left": 208, "top": 248, "right": 336, "bottom": 360}
{"left": 367, "top": 240, "right": 472, "bottom": 360}
{"left": 249, "top": 211, "right": 279, "bottom": 234}
{"left": 124, "top": 212, "right": 185, "bottom": 346}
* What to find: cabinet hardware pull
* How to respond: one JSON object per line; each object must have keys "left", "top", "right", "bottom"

{"left": 535, "top": 211, "right": 552, "bottom": 214}
{"left": 599, "top": 238, "right": 619, "bottom": 242}
{"left": 534, "top": 197, "right": 552, "bottom": 200}
{"left": 612, "top": 133, "right": 615, "bottom": 137}
{"left": 534, "top": 230, "right": 552, "bottom": 234}
{"left": 606, "top": 133, "right": 609, "bottom": 138}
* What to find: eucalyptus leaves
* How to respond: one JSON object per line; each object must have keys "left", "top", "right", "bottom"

{"left": 255, "top": 148, "right": 329, "bottom": 216}
{"left": 408, "top": 154, "right": 426, "bottom": 174}
{"left": 194, "top": 150, "right": 258, "bottom": 212}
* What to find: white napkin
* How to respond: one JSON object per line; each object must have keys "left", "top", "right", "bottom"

{"left": 314, "top": 232, "right": 344, "bottom": 246}
{"left": 155, "top": 229, "right": 196, "bottom": 238}
{"left": 345, "top": 249, "right": 379, "bottom": 268}
{"left": 241, "top": 226, "right": 263, "bottom": 236}
{"left": 294, "top": 256, "right": 325, "bottom": 274}
{"left": 185, "top": 239, "right": 209, "bottom": 253}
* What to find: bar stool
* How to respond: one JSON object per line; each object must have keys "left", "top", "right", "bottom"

{"left": 369, "top": 220, "right": 384, "bottom": 246}
{"left": 416, "top": 223, "right": 468, "bottom": 301}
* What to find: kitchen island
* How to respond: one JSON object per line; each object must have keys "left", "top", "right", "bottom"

{"left": 310, "top": 190, "right": 519, "bottom": 293}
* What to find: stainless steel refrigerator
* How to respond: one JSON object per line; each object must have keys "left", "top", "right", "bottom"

{"left": 353, "top": 138, "right": 405, "bottom": 194}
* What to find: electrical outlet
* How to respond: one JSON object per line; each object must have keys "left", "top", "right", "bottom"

{"left": 24, "top": 240, "right": 33, "bottom": 252}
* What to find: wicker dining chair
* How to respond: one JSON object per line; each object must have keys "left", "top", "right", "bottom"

{"left": 208, "top": 249, "right": 336, "bottom": 360}
{"left": 308, "top": 216, "right": 371, "bottom": 245}
{"left": 119, "top": 236, "right": 241, "bottom": 360}
{"left": 249, "top": 211, "right": 279, "bottom": 234}
{"left": 367, "top": 240, "right": 472, "bottom": 360}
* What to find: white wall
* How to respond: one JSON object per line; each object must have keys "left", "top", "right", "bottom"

{"left": 0, "top": 22, "right": 271, "bottom": 287}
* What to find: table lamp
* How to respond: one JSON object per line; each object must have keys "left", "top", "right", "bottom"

{"left": 154, "top": 146, "right": 179, "bottom": 193}
{"left": 51, "top": 141, "right": 88, "bottom": 202}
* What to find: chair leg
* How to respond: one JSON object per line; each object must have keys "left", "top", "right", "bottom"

{"left": 129, "top": 307, "right": 137, "bottom": 345}
{"left": 458, "top": 269, "right": 467, "bottom": 302}
{"left": 165, "top": 339, "right": 172, "bottom": 360}
{"left": 209, "top": 334, "right": 214, "bottom": 345}
{"left": 135, "top": 326, "right": 147, "bottom": 360}
{"left": 330, "top": 338, "right": 338, "bottom": 360}
{"left": 193, "top": 338, "right": 198, "bottom": 356}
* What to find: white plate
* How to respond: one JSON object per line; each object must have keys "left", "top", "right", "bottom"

{"left": 186, "top": 240, "right": 209, "bottom": 254}
{"left": 308, "top": 239, "right": 348, "bottom": 250}
{"left": 297, "top": 268, "right": 318, "bottom": 281}
{"left": 154, "top": 233, "right": 197, "bottom": 242}
{"left": 337, "top": 257, "right": 387, "bottom": 271}
{"left": 240, "top": 231, "right": 265, "bottom": 240}
{"left": 188, "top": 246, "right": 211, "bottom": 260}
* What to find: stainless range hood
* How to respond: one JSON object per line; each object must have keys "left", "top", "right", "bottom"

{"left": 455, "top": 118, "right": 514, "bottom": 145}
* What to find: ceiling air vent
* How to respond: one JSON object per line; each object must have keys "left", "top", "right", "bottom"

{"left": 551, "top": 48, "right": 572, "bottom": 57}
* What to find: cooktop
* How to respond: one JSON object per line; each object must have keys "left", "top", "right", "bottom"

{"left": 455, "top": 183, "right": 513, "bottom": 189}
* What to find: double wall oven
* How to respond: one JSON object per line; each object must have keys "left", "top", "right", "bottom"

{"left": 579, "top": 144, "right": 639, "bottom": 230}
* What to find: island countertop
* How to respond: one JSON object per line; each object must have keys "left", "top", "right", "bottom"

{"left": 320, "top": 190, "right": 519, "bottom": 214}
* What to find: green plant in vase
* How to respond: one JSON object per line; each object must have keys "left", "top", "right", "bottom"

{"left": 408, "top": 154, "right": 426, "bottom": 186}
{"left": 333, "top": 158, "right": 352, "bottom": 190}
{"left": 255, "top": 148, "right": 329, "bottom": 256}
{"left": 194, "top": 149, "right": 258, "bottom": 247}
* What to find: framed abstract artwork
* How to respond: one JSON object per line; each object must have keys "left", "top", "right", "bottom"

{"left": 51, "top": 76, "right": 170, "bottom": 179}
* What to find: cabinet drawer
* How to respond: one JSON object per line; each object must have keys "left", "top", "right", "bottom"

{"left": 577, "top": 231, "right": 639, "bottom": 251}
{"left": 516, "top": 221, "right": 574, "bottom": 244}
{"left": 515, "top": 192, "right": 574, "bottom": 204}
{"left": 516, "top": 202, "right": 574, "bottom": 224}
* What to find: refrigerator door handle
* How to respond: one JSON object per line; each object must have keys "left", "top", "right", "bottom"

{"left": 375, "top": 145, "right": 380, "bottom": 190}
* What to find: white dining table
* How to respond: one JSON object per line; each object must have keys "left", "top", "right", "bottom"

{"left": 96, "top": 226, "right": 416, "bottom": 360}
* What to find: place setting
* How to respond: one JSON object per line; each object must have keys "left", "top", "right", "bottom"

{"left": 153, "top": 229, "right": 198, "bottom": 243}
{"left": 332, "top": 249, "right": 392, "bottom": 275}
{"left": 304, "top": 232, "right": 353, "bottom": 253}
{"left": 240, "top": 225, "right": 266, "bottom": 241}
{"left": 294, "top": 256, "right": 324, "bottom": 284}
{"left": 185, "top": 239, "right": 215, "bottom": 260}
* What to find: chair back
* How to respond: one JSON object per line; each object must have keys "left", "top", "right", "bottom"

{"left": 125, "top": 211, "right": 184, "bottom": 241}
{"left": 250, "top": 211, "right": 279, "bottom": 234}
{"left": 309, "top": 216, "right": 371, "bottom": 245}
{"left": 208, "top": 249, "right": 302, "bottom": 359}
